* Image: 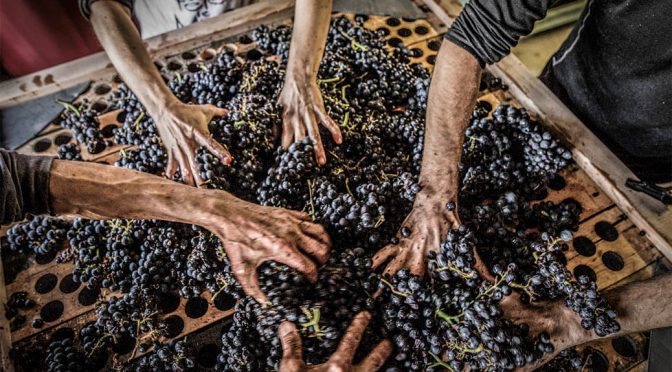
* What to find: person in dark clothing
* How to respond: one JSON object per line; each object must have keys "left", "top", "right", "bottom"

{"left": 0, "top": 149, "right": 330, "bottom": 303}
{"left": 370, "top": 0, "right": 672, "bottom": 367}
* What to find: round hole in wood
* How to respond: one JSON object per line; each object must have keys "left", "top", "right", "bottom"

{"left": 164, "top": 315, "right": 185, "bottom": 338}
{"left": 94, "top": 84, "right": 111, "bottom": 95}
{"left": 386, "top": 17, "right": 401, "bottom": 27}
{"left": 35, "top": 249, "right": 57, "bottom": 264}
{"left": 557, "top": 252, "right": 568, "bottom": 265}
{"left": 187, "top": 62, "right": 201, "bottom": 73}
{"left": 592, "top": 191, "right": 600, "bottom": 197}
{"left": 101, "top": 124, "right": 117, "bottom": 138}
{"left": 402, "top": 17, "right": 418, "bottom": 22}
{"left": 477, "top": 100, "right": 492, "bottom": 112}
{"left": 376, "top": 27, "right": 390, "bottom": 36}
{"left": 157, "top": 291, "right": 181, "bottom": 314}
{"left": 200, "top": 48, "right": 217, "bottom": 60}
{"left": 92, "top": 101, "right": 108, "bottom": 113}
{"left": 415, "top": 25, "right": 429, "bottom": 35}
{"left": 573, "top": 264, "right": 597, "bottom": 283}
{"left": 116, "top": 110, "right": 127, "bottom": 123}
{"left": 410, "top": 48, "right": 424, "bottom": 58}
{"left": 573, "top": 236, "right": 596, "bottom": 257}
{"left": 35, "top": 273, "right": 58, "bottom": 294}
{"left": 397, "top": 28, "right": 412, "bottom": 37}
{"left": 548, "top": 174, "right": 566, "bottom": 190}
{"left": 154, "top": 61, "right": 164, "bottom": 70}
{"left": 59, "top": 273, "right": 81, "bottom": 294}
{"left": 354, "top": 14, "right": 369, "bottom": 22}
{"left": 112, "top": 74, "right": 123, "bottom": 84}
{"left": 40, "top": 300, "right": 64, "bottom": 322}
{"left": 50, "top": 327, "right": 75, "bottom": 342}
{"left": 33, "top": 138, "right": 52, "bottom": 153}
{"left": 185, "top": 296, "right": 208, "bottom": 318}
{"left": 197, "top": 343, "right": 219, "bottom": 368}
{"left": 112, "top": 334, "right": 136, "bottom": 355}
{"left": 54, "top": 133, "right": 72, "bottom": 146}
{"left": 246, "top": 49, "right": 263, "bottom": 61}
{"left": 584, "top": 348, "right": 609, "bottom": 372}
{"left": 602, "top": 251, "right": 624, "bottom": 271}
{"left": 426, "top": 55, "right": 436, "bottom": 65}
{"left": 428, "top": 40, "right": 441, "bottom": 51}
{"left": 611, "top": 336, "right": 637, "bottom": 358}
{"left": 181, "top": 51, "right": 196, "bottom": 60}
{"left": 78, "top": 286, "right": 101, "bottom": 306}
{"left": 387, "top": 37, "right": 402, "bottom": 48}
{"left": 213, "top": 292, "right": 236, "bottom": 311}
{"left": 167, "top": 60, "right": 183, "bottom": 71}
{"left": 595, "top": 221, "right": 618, "bottom": 241}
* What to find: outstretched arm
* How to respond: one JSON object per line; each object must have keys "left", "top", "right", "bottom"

{"left": 373, "top": 40, "right": 484, "bottom": 277}
{"left": 278, "top": 0, "right": 342, "bottom": 165}
{"left": 504, "top": 273, "right": 672, "bottom": 370}
{"left": 89, "top": 1, "right": 230, "bottom": 186}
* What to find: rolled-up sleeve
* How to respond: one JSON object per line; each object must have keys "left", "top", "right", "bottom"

{"left": 445, "top": 0, "right": 553, "bottom": 66}
{"left": 80, "top": 0, "right": 134, "bottom": 19}
{"left": 0, "top": 150, "right": 53, "bottom": 225}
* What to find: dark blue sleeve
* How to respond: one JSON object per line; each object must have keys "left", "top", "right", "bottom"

{"left": 445, "top": 0, "right": 554, "bottom": 66}
{"left": 0, "top": 150, "right": 53, "bottom": 225}
{"left": 80, "top": 0, "right": 134, "bottom": 19}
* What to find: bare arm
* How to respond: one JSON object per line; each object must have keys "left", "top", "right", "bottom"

{"left": 373, "top": 40, "right": 489, "bottom": 278}
{"left": 278, "top": 0, "right": 341, "bottom": 165}
{"left": 49, "top": 160, "right": 329, "bottom": 302}
{"left": 89, "top": 1, "right": 230, "bottom": 186}
{"left": 505, "top": 273, "right": 672, "bottom": 370}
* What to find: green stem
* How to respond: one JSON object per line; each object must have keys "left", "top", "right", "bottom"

{"left": 379, "top": 278, "right": 410, "bottom": 297}
{"left": 428, "top": 352, "right": 454, "bottom": 371}
{"left": 56, "top": 99, "right": 81, "bottom": 117}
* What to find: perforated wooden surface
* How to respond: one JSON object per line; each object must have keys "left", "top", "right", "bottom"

{"left": 7, "top": 10, "right": 668, "bottom": 371}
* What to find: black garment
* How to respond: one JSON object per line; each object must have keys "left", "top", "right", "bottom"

{"left": 446, "top": 0, "right": 672, "bottom": 182}
{"left": 0, "top": 150, "right": 53, "bottom": 225}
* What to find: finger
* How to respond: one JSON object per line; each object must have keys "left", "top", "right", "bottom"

{"left": 334, "top": 312, "right": 370, "bottom": 359}
{"left": 281, "top": 111, "right": 294, "bottom": 149}
{"left": 314, "top": 105, "right": 343, "bottom": 144}
{"left": 198, "top": 133, "right": 232, "bottom": 166}
{"left": 292, "top": 113, "right": 306, "bottom": 141}
{"left": 238, "top": 267, "right": 269, "bottom": 304}
{"left": 372, "top": 245, "right": 398, "bottom": 270}
{"left": 166, "top": 151, "right": 178, "bottom": 179}
{"left": 356, "top": 339, "right": 393, "bottom": 371}
{"left": 185, "top": 148, "right": 205, "bottom": 188}
{"left": 383, "top": 256, "right": 405, "bottom": 278}
{"left": 177, "top": 151, "right": 196, "bottom": 187}
{"left": 274, "top": 247, "right": 319, "bottom": 283}
{"left": 303, "top": 110, "right": 327, "bottom": 165}
{"left": 279, "top": 321, "right": 303, "bottom": 362}
{"left": 297, "top": 220, "right": 331, "bottom": 245}
{"left": 408, "top": 244, "right": 427, "bottom": 277}
{"left": 296, "top": 233, "right": 329, "bottom": 265}
{"left": 206, "top": 105, "right": 229, "bottom": 118}
{"left": 287, "top": 210, "right": 312, "bottom": 221}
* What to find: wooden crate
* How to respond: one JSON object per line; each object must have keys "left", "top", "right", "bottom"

{"left": 1, "top": 1, "right": 669, "bottom": 371}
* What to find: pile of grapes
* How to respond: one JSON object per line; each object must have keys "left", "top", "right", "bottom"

{"left": 5, "top": 16, "right": 619, "bottom": 371}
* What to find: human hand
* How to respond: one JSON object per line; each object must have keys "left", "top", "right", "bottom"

{"left": 155, "top": 101, "right": 231, "bottom": 186}
{"left": 208, "top": 201, "right": 330, "bottom": 303}
{"left": 278, "top": 71, "right": 342, "bottom": 165}
{"left": 279, "top": 312, "right": 392, "bottom": 372}
{"left": 500, "top": 293, "right": 593, "bottom": 371}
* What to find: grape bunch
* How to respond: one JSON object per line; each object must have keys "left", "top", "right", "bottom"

{"left": 7, "top": 215, "right": 69, "bottom": 255}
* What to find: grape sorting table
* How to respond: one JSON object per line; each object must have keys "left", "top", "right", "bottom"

{"left": 0, "top": 1, "right": 670, "bottom": 371}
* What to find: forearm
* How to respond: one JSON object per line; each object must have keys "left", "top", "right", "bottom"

{"left": 285, "top": 0, "right": 332, "bottom": 80}
{"left": 419, "top": 40, "right": 482, "bottom": 197}
{"left": 605, "top": 273, "right": 672, "bottom": 336}
{"left": 49, "top": 160, "right": 236, "bottom": 228}
{"left": 90, "top": 1, "right": 178, "bottom": 116}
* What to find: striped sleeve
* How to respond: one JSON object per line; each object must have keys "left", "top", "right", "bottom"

{"left": 444, "top": 0, "right": 553, "bottom": 66}
{"left": 80, "top": 0, "right": 134, "bottom": 19}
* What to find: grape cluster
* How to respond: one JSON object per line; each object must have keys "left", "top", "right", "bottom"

{"left": 45, "top": 338, "right": 84, "bottom": 372}
{"left": 57, "top": 100, "right": 107, "bottom": 154}
{"left": 7, "top": 215, "right": 69, "bottom": 255}
{"left": 56, "top": 143, "right": 83, "bottom": 161}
